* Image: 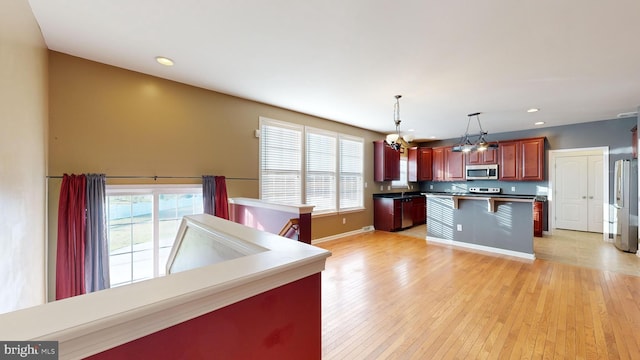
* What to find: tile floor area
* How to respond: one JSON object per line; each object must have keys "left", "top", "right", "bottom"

{"left": 398, "top": 225, "right": 640, "bottom": 277}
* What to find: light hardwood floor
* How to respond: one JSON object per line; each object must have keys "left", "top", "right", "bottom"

{"left": 317, "top": 230, "right": 640, "bottom": 359}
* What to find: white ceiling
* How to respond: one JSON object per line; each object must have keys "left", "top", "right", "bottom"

{"left": 28, "top": 0, "right": 640, "bottom": 141}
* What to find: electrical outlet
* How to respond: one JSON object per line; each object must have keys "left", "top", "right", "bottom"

{"left": 511, "top": 186, "right": 516, "bottom": 192}
{"left": 342, "top": 218, "right": 346, "bottom": 224}
{"left": 364, "top": 182, "right": 367, "bottom": 188}
{"left": 430, "top": 185, "right": 433, "bottom": 190}
{"left": 380, "top": 185, "right": 383, "bottom": 191}
{"left": 387, "top": 185, "right": 391, "bottom": 190}
{"left": 457, "top": 224, "right": 463, "bottom": 231}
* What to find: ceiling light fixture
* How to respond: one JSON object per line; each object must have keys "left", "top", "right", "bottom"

{"left": 534, "top": 121, "right": 545, "bottom": 126}
{"left": 527, "top": 108, "right": 540, "bottom": 113}
{"left": 385, "top": 95, "right": 408, "bottom": 151}
{"left": 155, "top": 56, "right": 174, "bottom": 66}
{"left": 452, "top": 112, "right": 498, "bottom": 153}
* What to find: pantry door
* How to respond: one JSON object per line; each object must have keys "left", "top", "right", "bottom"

{"left": 553, "top": 151, "right": 605, "bottom": 233}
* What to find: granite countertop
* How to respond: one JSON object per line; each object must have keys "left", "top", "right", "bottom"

{"left": 424, "top": 191, "right": 547, "bottom": 202}
{"left": 373, "top": 192, "right": 425, "bottom": 199}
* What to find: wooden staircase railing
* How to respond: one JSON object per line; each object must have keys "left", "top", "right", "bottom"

{"left": 278, "top": 218, "right": 299, "bottom": 239}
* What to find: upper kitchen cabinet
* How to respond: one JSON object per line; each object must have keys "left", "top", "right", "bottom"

{"left": 408, "top": 147, "right": 433, "bottom": 181}
{"left": 432, "top": 147, "right": 445, "bottom": 181}
{"left": 466, "top": 145, "right": 498, "bottom": 165}
{"left": 432, "top": 146, "right": 465, "bottom": 181}
{"left": 373, "top": 140, "right": 400, "bottom": 181}
{"left": 499, "top": 137, "right": 545, "bottom": 181}
{"left": 445, "top": 147, "right": 466, "bottom": 181}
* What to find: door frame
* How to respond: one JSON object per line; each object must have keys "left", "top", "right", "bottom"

{"left": 548, "top": 146, "right": 609, "bottom": 241}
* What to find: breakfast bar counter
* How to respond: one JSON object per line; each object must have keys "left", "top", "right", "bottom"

{"left": 424, "top": 192, "right": 537, "bottom": 259}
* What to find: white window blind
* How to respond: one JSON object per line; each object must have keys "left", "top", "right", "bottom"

{"left": 306, "top": 128, "right": 337, "bottom": 214}
{"left": 392, "top": 156, "right": 408, "bottom": 188}
{"left": 260, "top": 118, "right": 303, "bottom": 205}
{"left": 259, "top": 117, "right": 364, "bottom": 214}
{"left": 339, "top": 135, "right": 364, "bottom": 210}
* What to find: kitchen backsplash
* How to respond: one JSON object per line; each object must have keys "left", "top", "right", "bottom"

{"left": 419, "top": 180, "right": 549, "bottom": 196}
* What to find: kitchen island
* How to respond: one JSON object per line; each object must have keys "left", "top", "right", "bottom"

{"left": 425, "top": 193, "right": 538, "bottom": 259}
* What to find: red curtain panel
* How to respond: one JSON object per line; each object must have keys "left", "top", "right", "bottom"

{"left": 56, "top": 174, "right": 87, "bottom": 300}
{"left": 214, "top": 176, "right": 229, "bottom": 220}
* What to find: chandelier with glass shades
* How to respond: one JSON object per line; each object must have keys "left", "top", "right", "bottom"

{"left": 385, "top": 95, "right": 412, "bottom": 151}
{"left": 452, "top": 112, "right": 498, "bottom": 152}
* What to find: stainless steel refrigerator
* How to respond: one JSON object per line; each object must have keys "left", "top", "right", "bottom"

{"left": 613, "top": 159, "right": 638, "bottom": 253}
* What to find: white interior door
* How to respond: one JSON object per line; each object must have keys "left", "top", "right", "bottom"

{"left": 587, "top": 155, "right": 604, "bottom": 233}
{"left": 555, "top": 156, "right": 589, "bottom": 231}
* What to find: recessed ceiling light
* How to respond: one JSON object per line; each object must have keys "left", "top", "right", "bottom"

{"left": 430, "top": 136, "right": 436, "bottom": 139}
{"left": 155, "top": 56, "right": 174, "bottom": 66}
{"left": 527, "top": 108, "right": 540, "bottom": 113}
{"left": 534, "top": 121, "right": 545, "bottom": 126}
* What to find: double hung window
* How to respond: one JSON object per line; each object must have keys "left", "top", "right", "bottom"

{"left": 259, "top": 117, "right": 364, "bottom": 214}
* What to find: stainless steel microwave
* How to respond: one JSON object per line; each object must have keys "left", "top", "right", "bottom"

{"left": 465, "top": 164, "right": 499, "bottom": 180}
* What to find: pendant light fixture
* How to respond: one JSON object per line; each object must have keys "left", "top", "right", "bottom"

{"left": 452, "top": 112, "right": 498, "bottom": 152}
{"left": 385, "top": 95, "right": 404, "bottom": 151}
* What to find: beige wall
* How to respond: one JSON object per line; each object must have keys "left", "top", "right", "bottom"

{"left": 0, "top": 1, "right": 48, "bottom": 313}
{"left": 48, "top": 52, "right": 393, "bottom": 298}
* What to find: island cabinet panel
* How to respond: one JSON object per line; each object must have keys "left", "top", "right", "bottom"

{"left": 408, "top": 147, "right": 433, "bottom": 181}
{"left": 499, "top": 137, "right": 545, "bottom": 181}
{"left": 374, "top": 140, "right": 400, "bottom": 181}
{"left": 432, "top": 147, "right": 446, "bottom": 181}
{"left": 445, "top": 147, "right": 466, "bottom": 181}
{"left": 412, "top": 196, "right": 426, "bottom": 225}
{"left": 466, "top": 146, "right": 498, "bottom": 165}
{"left": 533, "top": 201, "right": 543, "bottom": 237}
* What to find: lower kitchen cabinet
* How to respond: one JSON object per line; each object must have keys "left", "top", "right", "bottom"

{"left": 533, "top": 200, "right": 543, "bottom": 237}
{"left": 412, "top": 196, "right": 426, "bottom": 225}
{"left": 373, "top": 197, "right": 419, "bottom": 231}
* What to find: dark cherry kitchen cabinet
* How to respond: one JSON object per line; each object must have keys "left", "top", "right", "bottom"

{"left": 499, "top": 137, "right": 545, "bottom": 181}
{"left": 432, "top": 146, "right": 465, "bottom": 181}
{"left": 373, "top": 197, "right": 401, "bottom": 231}
{"left": 533, "top": 200, "right": 543, "bottom": 237}
{"left": 373, "top": 140, "right": 400, "bottom": 181}
{"left": 499, "top": 141, "right": 519, "bottom": 180}
{"left": 445, "top": 147, "right": 466, "bottom": 181}
{"left": 408, "top": 147, "right": 433, "bottom": 182}
{"left": 373, "top": 197, "right": 415, "bottom": 231}
{"left": 466, "top": 145, "right": 498, "bottom": 165}
{"left": 432, "top": 147, "right": 445, "bottom": 181}
{"left": 412, "top": 196, "right": 426, "bottom": 225}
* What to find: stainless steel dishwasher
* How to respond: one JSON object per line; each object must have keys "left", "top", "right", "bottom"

{"left": 401, "top": 197, "right": 413, "bottom": 229}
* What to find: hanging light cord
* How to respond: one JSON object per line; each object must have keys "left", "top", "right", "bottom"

{"left": 394, "top": 95, "right": 402, "bottom": 133}
{"left": 470, "top": 112, "right": 485, "bottom": 135}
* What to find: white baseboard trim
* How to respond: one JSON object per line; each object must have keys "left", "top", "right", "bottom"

{"left": 426, "top": 236, "right": 536, "bottom": 260}
{"left": 312, "top": 226, "right": 375, "bottom": 245}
